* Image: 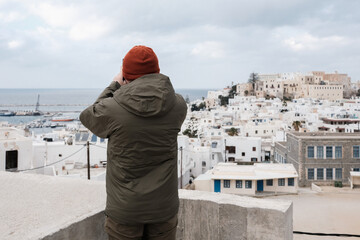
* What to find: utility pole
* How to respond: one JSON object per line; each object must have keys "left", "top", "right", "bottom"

{"left": 45, "top": 141, "right": 48, "bottom": 166}
{"left": 180, "top": 146, "right": 183, "bottom": 189}
{"left": 87, "top": 141, "right": 90, "bottom": 180}
{"left": 224, "top": 139, "right": 227, "bottom": 162}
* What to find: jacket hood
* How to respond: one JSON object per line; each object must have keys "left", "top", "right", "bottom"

{"left": 114, "top": 73, "right": 176, "bottom": 117}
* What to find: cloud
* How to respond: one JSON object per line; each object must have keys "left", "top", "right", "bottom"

{"left": 191, "top": 41, "right": 225, "bottom": 58}
{"left": 68, "top": 18, "right": 112, "bottom": 41}
{"left": 283, "top": 33, "right": 347, "bottom": 51}
{"left": 7, "top": 40, "right": 23, "bottom": 49}
{"left": 0, "top": 0, "right": 360, "bottom": 88}
{"left": 0, "top": 11, "right": 24, "bottom": 22}
{"left": 28, "top": 2, "right": 112, "bottom": 41}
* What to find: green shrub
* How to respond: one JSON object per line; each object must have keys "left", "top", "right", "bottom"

{"left": 334, "top": 181, "right": 343, "bottom": 188}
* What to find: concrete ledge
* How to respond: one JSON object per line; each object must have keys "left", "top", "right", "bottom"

{"left": 177, "top": 190, "right": 293, "bottom": 240}
{"left": 42, "top": 212, "right": 107, "bottom": 240}
{"left": 0, "top": 172, "right": 293, "bottom": 240}
{"left": 0, "top": 171, "right": 106, "bottom": 240}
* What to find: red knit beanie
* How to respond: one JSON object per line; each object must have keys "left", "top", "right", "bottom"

{"left": 122, "top": 45, "right": 160, "bottom": 81}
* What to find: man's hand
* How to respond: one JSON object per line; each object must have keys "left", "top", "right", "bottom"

{"left": 113, "top": 71, "right": 125, "bottom": 84}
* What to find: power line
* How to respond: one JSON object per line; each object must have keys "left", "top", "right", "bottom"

{"left": 17, "top": 146, "right": 86, "bottom": 172}
{"left": 294, "top": 231, "right": 360, "bottom": 238}
{"left": 89, "top": 143, "right": 107, "bottom": 149}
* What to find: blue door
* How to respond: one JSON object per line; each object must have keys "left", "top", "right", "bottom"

{"left": 214, "top": 180, "right": 221, "bottom": 192}
{"left": 257, "top": 180, "right": 263, "bottom": 192}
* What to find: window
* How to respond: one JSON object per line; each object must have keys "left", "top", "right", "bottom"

{"left": 242, "top": 152, "right": 245, "bottom": 156}
{"left": 288, "top": 178, "right": 294, "bottom": 186}
{"left": 245, "top": 180, "right": 252, "bottom": 189}
{"left": 236, "top": 180, "right": 242, "bottom": 188}
{"left": 335, "top": 146, "right": 342, "bottom": 158}
{"left": 278, "top": 178, "right": 285, "bottom": 186}
{"left": 226, "top": 146, "right": 236, "bottom": 154}
{"left": 224, "top": 180, "right": 230, "bottom": 188}
{"left": 317, "top": 168, "right": 324, "bottom": 180}
{"left": 91, "top": 134, "right": 97, "bottom": 142}
{"left": 308, "top": 168, "right": 314, "bottom": 180}
{"left": 251, "top": 158, "right": 258, "bottom": 162}
{"left": 354, "top": 146, "right": 360, "bottom": 158}
{"left": 307, "top": 146, "right": 314, "bottom": 158}
{"left": 255, "top": 130, "right": 258, "bottom": 134}
{"left": 317, "top": 146, "right": 324, "bottom": 159}
{"left": 202, "top": 161, "right": 206, "bottom": 167}
{"left": 335, "top": 168, "right": 342, "bottom": 180}
{"left": 252, "top": 147, "right": 256, "bottom": 151}
{"left": 266, "top": 179, "right": 273, "bottom": 186}
{"left": 353, "top": 168, "right": 360, "bottom": 172}
{"left": 326, "top": 146, "right": 333, "bottom": 159}
{"left": 326, "top": 168, "right": 333, "bottom": 180}
{"left": 211, "top": 142, "right": 217, "bottom": 148}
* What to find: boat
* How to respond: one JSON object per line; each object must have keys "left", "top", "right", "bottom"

{"left": 51, "top": 117, "right": 74, "bottom": 122}
{"left": 0, "top": 110, "right": 16, "bottom": 116}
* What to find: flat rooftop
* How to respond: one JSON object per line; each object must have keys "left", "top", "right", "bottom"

{"left": 210, "top": 163, "right": 298, "bottom": 180}
{"left": 287, "top": 131, "right": 360, "bottom": 139}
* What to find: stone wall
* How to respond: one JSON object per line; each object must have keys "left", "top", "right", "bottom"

{"left": 279, "top": 132, "right": 360, "bottom": 187}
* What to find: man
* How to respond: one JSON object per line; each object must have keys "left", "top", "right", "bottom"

{"left": 80, "top": 45, "right": 187, "bottom": 240}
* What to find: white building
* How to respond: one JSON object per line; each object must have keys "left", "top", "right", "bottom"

{"left": 0, "top": 127, "right": 32, "bottom": 172}
{"left": 194, "top": 162, "right": 298, "bottom": 196}
{"left": 224, "top": 136, "right": 262, "bottom": 162}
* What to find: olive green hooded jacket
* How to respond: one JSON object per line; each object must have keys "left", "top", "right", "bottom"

{"left": 80, "top": 73, "right": 187, "bottom": 224}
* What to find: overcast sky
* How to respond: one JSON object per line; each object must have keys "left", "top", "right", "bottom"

{"left": 1, "top": 0, "right": 359, "bottom": 89}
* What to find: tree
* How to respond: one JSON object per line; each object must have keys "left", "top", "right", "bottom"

{"left": 227, "top": 127, "right": 238, "bottom": 136}
{"left": 190, "top": 102, "right": 206, "bottom": 111}
{"left": 282, "top": 101, "right": 287, "bottom": 107}
{"left": 182, "top": 128, "right": 198, "bottom": 138}
{"left": 248, "top": 72, "right": 259, "bottom": 94}
{"left": 218, "top": 95, "right": 229, "bottom": 106}
{"left": 228, "top": 85, "right": 237, "bottom": 98}
{"left": 292, "top": 121, "right": 301, "bottom": 131}
{"left": 198, "top": 102, "right": 206, "bottom": 110}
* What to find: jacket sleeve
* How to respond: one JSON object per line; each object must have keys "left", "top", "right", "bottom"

{"left": 79, "top": 81, "right": 120, "bottom": 138}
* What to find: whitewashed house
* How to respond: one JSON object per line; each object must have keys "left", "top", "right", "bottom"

{"left": 0, "top": 127, "right": 33, "bottom": 172}
{"left": 224, "top": 136, "right": 261, "bottom": 162}
{"left": 194, "top": 162, "right": 298, "bottom": 196}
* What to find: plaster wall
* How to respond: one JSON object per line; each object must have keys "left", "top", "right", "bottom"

{"left": 32, "top": 143, "right": 107, "bottom": 172}
{"left": 194, "top": 179, "right": 212, "bottom": 192}
{"left": 262, "top": 178, "right": 298, "bottom": 193}
{"left": 0, "top": 137, "right": 33, "bottom": 171}
{"left": 225, "top": 137, "right": 261, "bottom": 162}
{"left": 210, "top": 179, "right": 256, "bottom": 195}
{"left": 353, "top": 176, "right": 360, "bottom": 185}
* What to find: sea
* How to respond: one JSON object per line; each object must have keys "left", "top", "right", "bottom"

{"left": 0, "top": 88, "right": 212, "bottom": 124}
